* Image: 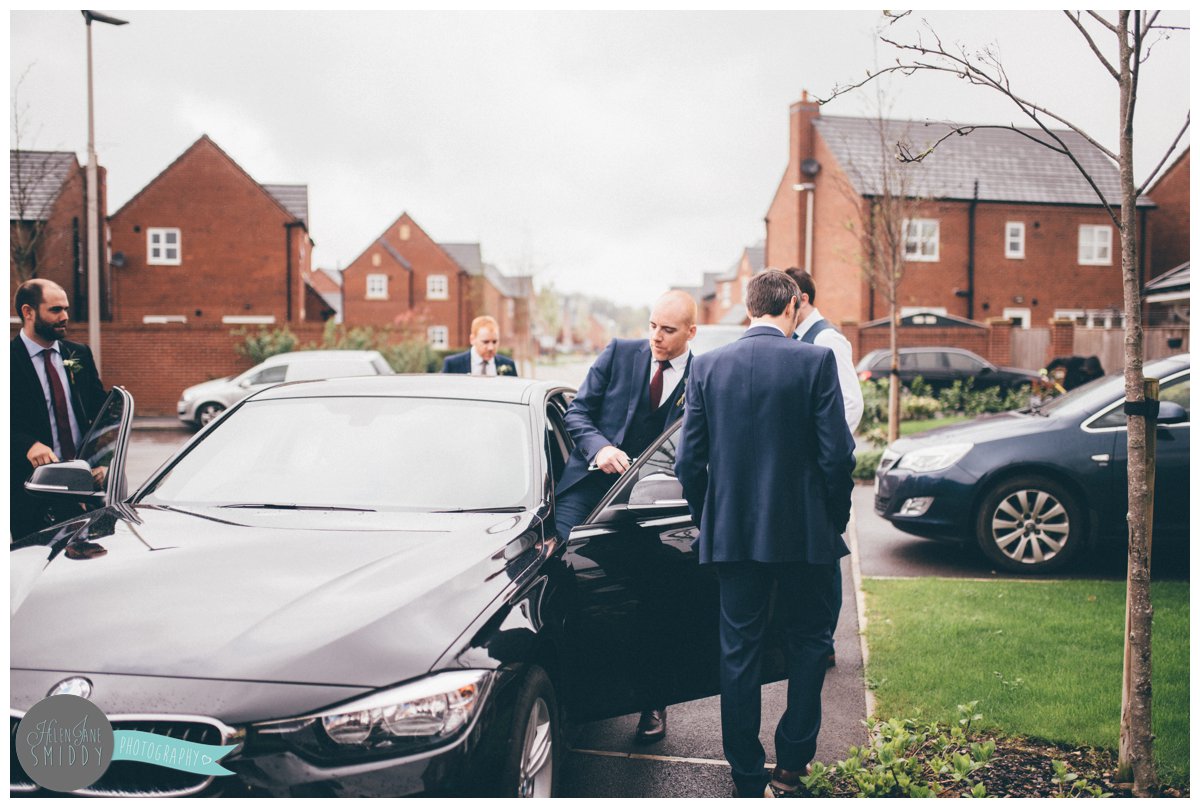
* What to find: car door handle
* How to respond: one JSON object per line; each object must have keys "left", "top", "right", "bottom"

{"left": 569, "top": 525, "right": 618, "bottom": 541}
{"left": 1091, "top": 453, "right": 1110, "bottom": 466}
{"left": 638, "top": 514, "right": 693, "bottom": 529}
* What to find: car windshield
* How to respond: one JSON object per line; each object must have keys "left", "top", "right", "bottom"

{"left": 141, "top": 397, "right": 533, "bottom": 512}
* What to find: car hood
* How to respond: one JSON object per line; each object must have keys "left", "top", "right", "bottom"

{"left": 888, "top": 410, "right": 1059, "bottom": 454}
{"left": 11, "top": 505, "right": 538, "bottom": 688}
{"left": 181, "top": 376, "right": 236, "bottom": 398}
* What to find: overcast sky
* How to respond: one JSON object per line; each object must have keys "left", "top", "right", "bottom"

{"left": 10, "top": 10, "right": 1191, "bottom": 306}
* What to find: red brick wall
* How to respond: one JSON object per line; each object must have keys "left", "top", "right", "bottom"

{"left": 342, "top": 214, "right": 468, "bottom": 345}
{"left": 765, "top": 99, "right": 817, "bottom": 270}
{"left": 11, "top": 321, "right": 329, "bottom": 416}
{"left": 1146, "top": 149, "right": 1189, "bottom": 277}
{"left": 848, "top": 318, "right": 1016, "bottom": 368}
{"left": 108, "top": 136, "right": 304, "bottom": 326}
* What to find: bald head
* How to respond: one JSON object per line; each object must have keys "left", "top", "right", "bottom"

{"left": 649, "top": 290, "right": 698, "bottom": 361}
{"left": 15, "top": 278, "right": 70, "bottom": 346}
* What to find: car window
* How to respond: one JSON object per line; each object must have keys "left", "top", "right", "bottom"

{"left": 914, "top": 352, "right": 945, "bottom": 372}
{"left": 945, "top": 352, "right": 985, "bottom": 373}
{"left": 598, "top": 422, "right": 681, "bottom": 511}
{"left": 869, "top": 353, "right": 889, "bottom": 372}
{"left": 249, "top": 365, "right": 287, "bottom": 385}
{"left": 141, "top": 397, "right": 533, "bottom": 511}
{"left": 1090, "top": 372, "right": 1189, "bottom": 429}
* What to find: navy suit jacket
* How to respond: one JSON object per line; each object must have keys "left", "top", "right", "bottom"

{"left": 441, "top": 350, "right": 518, "bottom": 376}
{"left": 674, "top": 325, "right": 855, "bottom": 565}
{"left": 559, "top": 339, "right": 690, "bottom": 496}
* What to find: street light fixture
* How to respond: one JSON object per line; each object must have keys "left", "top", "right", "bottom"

{"left": 82, "top": 9, "right": 128, "bottom": 374}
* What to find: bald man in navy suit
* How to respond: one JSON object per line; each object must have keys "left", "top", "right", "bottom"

{"left": 676, "top": 269, "right": 855, "bottom": 798}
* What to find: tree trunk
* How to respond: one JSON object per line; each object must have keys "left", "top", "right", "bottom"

{"left": 1114, "top": 10, "right": 1158, "bottom": 796}
{"left": 887, "top": 303, "right": 900, "bottom": 443}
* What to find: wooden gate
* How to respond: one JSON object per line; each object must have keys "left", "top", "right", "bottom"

{"left": 1072, "top": 326, "right": 1189, "bottom": 373}
{"left": 1010, "top": 328, "right": 1051, "bottom": 370}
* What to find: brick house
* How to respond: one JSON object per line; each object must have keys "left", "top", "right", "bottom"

{"left": 305, "top": 267, "right": 343, "bottom": 323}
{"left": 9, "top": 150, "right": 109, "bottom": 320}
{"left": 763, "top": 96, "right": 1154, "bottom": 332}
{"left": 1145, "top": 147, "right": 1189, "bottom": 279}
{"left": 108, "top": 135, "right": 313, "bottom": 327}
{"left": 701, "top": 244, "right": 764, "bottom": 325}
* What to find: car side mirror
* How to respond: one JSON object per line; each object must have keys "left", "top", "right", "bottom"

{"left": 978, "top": 366, "right": 994, "bottom": 375}
{"left": 1157, "top": 401, "right": 1188, "bottom": 426}
{"left": 628, "top": 472, "right": 688, "bottom": 514}
{"left": 25, "top": 460, "right": 105, "bottom": 503}
{"left": 239, "top": 378, "right": 253, "bottom": 388}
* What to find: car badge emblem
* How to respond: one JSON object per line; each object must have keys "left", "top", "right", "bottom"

{"left": 46, "top": 677, "right": 93, "bottom": 699}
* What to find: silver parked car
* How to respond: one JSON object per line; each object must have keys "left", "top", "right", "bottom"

{"left": 177, "top": 350, "right": 394, "bottom": 427}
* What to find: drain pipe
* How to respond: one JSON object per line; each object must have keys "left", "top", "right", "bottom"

{"left": 966, "top": 180, "right": 978, "bottom": 320}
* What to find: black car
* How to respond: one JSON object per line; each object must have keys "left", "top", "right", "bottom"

{"left": 856, "top": 347, "right": 1040, "bottom": 393}
{"left": 11, "top": 375, "right": 791, "bottom": 797}
{"left": 873, "top": 354, "right": 1190, "bottom": 572}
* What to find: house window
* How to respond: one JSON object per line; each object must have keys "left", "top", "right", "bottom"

{"left": 372, "top": 253, "right": 382, "bottom": 267}
{"left": 366, "top": 274, "right": 388, "bottom": 300}
{"left": 1005, "top": 222, "right": 1025, "bottom": 259}
{"left": 1054, "top": 309, "right": 1086, "bottom": 322}
{"left": 147, "top": 228, "right": 181, "bottom": 265}
{"left": 427, "top": 274, "right": 449, "bottom": 300}
{"left": 506, "top": 299, "right": 515, "bottom": 320}
{"left": 1078, "top": 225, "right": 1113, "bottom": 265}
{"left": 721, "top": 284, "right": 731, "bottom": 307}
{"left": 428, "top": 325, "right": 449, "bottom": 349}
{"left": 903, "top": 219, "right": 939, "bottom": 262}
{"left": 1003, "top": 307, "right": 1032, "bottom": 328}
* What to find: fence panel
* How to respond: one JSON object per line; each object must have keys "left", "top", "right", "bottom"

{"left": 1072, "top": 326, "right": 1189, "bottom": 373}
{"left": 1010, "top": 328, "right": 1051, "bottom": 370}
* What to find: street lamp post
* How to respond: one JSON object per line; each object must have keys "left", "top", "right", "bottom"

{"left": 82, "top": 10, "right": 128, "bottom": 375}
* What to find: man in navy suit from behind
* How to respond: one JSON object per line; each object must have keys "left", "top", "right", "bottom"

{"left": 556, "top": 289, "right": 697, "bottom": 743}
{"left": 441, "top": 315, "right": 518, "bottom": 376}
{"left": 675, "top": 269, "right": 855, "bottom": 798}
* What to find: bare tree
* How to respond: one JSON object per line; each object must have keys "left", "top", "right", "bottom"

{"left": 10, "top": 66, "right": 63, "bottom": 283}
{"left": 821, "top": 11, "right": 1188, "bottom": 795}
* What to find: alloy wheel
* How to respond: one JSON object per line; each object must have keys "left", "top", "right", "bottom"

{"left": 517, "top": 696, "right": 553, "bottom": 798}
{"left": 989, "top": 487, "right": 1070, "bottom": 565}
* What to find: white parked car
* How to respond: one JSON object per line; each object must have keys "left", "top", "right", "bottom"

{"left": 177, "top": 350, "right": 394, "bottom": 427}
{"left": 690, "top": 324, "right": 744, "bottom": 355}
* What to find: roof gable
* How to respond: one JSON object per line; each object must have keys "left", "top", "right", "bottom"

{"left": 440, "top": 242, "right": 483, "bottom": 276}
{"left": 814, "top": 116, "right": 1151, "bottom": 207}
{"left": 262, "top": 184, "right": 309, "bottom": 227}
{"left": 10, "top": 150, "right": 79, "bottom": 222}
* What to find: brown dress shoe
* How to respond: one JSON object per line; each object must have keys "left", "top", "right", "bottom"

{"left": 634, "top": 707, "right": 666, "bottom": 744}
{"left": 770, "top": 764, "right": 811, "bottom": 794}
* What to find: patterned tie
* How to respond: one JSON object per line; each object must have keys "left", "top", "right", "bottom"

{"left": 42, "top": 349, "right": 76, "bottom": 460}
{"left": 480, "top": 359, "right": 491, "bottom": 376}
{"left": 649, "top": 359, "right": 670, "bottom": 410}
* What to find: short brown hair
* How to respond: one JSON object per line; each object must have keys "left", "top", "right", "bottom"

{"left": 746, "top": 269, "right": 799, "bottom": 318}
{"left": 784, "top": 268, "right": 815, "bottom": 305}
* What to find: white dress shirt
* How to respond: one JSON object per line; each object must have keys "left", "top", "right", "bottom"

{"left": 21, "top": 330, "right": 84, "bottom": 456}
{"left": 649, "top": 349, "right": 691, "bottom": 409}
{"left": 470, "top": 347, "right": 497, "bottom": 376}
{"left": 794, "top": 308, "right": 864, "bottom": 432}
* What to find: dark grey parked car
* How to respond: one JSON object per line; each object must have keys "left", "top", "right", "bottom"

{"left": 856, "top": 347, "right": 1039, "bottom": 393}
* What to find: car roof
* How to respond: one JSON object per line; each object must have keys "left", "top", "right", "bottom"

{"left": 260, "top": 350, "right": 383, "bottom": 366}
{"left": 249, "top": 374, "right": 571, "bottom": 405}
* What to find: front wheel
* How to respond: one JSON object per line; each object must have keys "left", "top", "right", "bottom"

{"left": 975, "top": 475, "right": 1084, "bottom": 573}
{"left": 195, "top": 402, "right": 225, "bottom": 427}
{"left": 500, "top": 666, "right": 558, "bottom": 798}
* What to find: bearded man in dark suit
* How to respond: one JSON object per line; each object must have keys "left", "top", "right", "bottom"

{"left": 675, "top": 269, "right": 855, "bottom": 798}
{"left": 556, "top": 289, "right": 697, "bottom": 744}
{"left": 10, "top": 279, "right": 108, "bottom": 539}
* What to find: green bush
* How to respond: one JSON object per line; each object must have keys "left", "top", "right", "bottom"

{"left": 231, "top": 323, "right": 438, "bottom": 374}
{"left": 901, "top": 395, "right": 941, "bottom": 421}
{"left": 854, "top": 448, "right": 883, "bottom": 480}
{"left": 232, "top": 325, "right": 298, "bottom": 364}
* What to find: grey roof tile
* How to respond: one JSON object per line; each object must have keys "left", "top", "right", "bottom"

{"left": 10, "top": 150, "right": 77, "bottom": 221}
{"left": 377, "top": 238, "right": 413, "bottom": 270}
{"left": 814, "top": 116, "right": 1152, "bottom": 207}
{"left": 1143, "top": 261, "right": 1189, "bottom": 293}
{"left": 262, "top": 184, "right": 309, "bottom": 225}
{"left": 441, "top": 242, "right": 484, "bottom": 276}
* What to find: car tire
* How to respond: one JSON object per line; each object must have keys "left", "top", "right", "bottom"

{"left": 195, "top": 402, "right": 225, "bottom": 427}
{"left": 975, "top": 475, "right": 1084, "bottom": 573}
{"left": 499, "top": 665, "right": 559, "bottom": 798}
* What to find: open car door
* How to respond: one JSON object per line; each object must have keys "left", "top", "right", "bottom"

{"left": 559, "top": 420, "right": 789, "bottom": 724}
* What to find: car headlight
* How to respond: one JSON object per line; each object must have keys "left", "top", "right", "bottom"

{"left": 253, "top": 670, "right": 494, "bottom": 760}
{"left": 895, "top": 442, "right": 973, "bottom": 473}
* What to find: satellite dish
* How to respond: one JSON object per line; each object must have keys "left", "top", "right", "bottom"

{"left": 801, "top": 158, "right": 821, "bottom": 177}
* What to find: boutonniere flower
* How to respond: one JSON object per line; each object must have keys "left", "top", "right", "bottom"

{"left": 62, "top": 357, "right": 83, "bottom": 383}
{"left": 498, "top": 364, "right": 514, "bottom": 376}
{"left": 675, "top": 377, "right": 688, "bottom": 409}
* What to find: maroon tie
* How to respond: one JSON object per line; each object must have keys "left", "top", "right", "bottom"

{"left": 42, "top": 349, "right": 77, "bottom": 460}
{"left": 480, "top": 359, "right": 490, "bottom": 376}
{"left": 649, "top": 359, "right": 670, "bottom": 410}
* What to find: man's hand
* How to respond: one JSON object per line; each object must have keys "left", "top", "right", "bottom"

{"left": 27, "top": 442, "right": 58, "bottom": 468}
{"left": 91, "top": 465, "right": 109, "bottom": 487}
{"left": 594, "top": 445, "right": 631, "bottom": 474}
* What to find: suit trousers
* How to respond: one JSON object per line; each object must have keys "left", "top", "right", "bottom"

{"left": 552, "top": 471, "right": 615, "bottom": 540}
{"left": 714, "top": 560, "right": 839, "bottom": 796}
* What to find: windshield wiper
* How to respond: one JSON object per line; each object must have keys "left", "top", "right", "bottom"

{"left": 432, "top": 506, "right": 527, "bottom": 514}
{"left": 220, "top": 503, "right": 376, "bottom": 512}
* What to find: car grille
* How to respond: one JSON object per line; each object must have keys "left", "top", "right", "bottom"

{"left": 11, "top": 714, "right": 230, "bottom": 797}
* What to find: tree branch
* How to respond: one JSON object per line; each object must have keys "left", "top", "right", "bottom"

{"left": 1135, "top": 113, "right": 1190, "bottom": 197}
{"left": 1085, "top": 10, "right": 1120, "bottom": 35}
{"left": 1065, "top": 10, "right": 1119, "bottom": 79}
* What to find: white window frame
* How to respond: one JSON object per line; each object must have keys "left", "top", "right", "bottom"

{"left": 1078, "top": 225, "right": 1113, "bottom": 266}
{"left": 147, "top": 227, "right": 182, "bottom": 266}
{"left": 366, "top": 274, "right": 388, "bottom": 300}
{"left": 721, "top": 283, "right": 731, "bottom": 306}
{"left": 902, "top": 218, "right": 940, "bottom": 262}
{"left": 427, "top": 325, "right": 449, "bottom": 349}
{"left": 1002, "top": 307, "right": 1032, "bottom": 329}
{"left": 1054, "top": 308, "right": 1086, "bottom": 322}
{"left": 426, "top": 274, "right": 449, "bottom": 301}
{"left": 1005, "top": 222, "right": 1025, "bottom": 259}
{"left": 222, "top": 315, "right": 276, "bottom": 325}
{"left": 900, "top": 306, "right": 948, "bottom": 318}
{"left": 142, "top": 315, "right": 187, "bottom": 324}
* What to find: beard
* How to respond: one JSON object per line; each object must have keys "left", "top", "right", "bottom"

{"left": 33, "top": 312, "right": 67, "bottom": 343}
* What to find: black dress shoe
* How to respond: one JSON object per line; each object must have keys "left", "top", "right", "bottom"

{"left": 732, "top": 783, "right": 775, "bottom": 798}
{"left": 634, "top": 707, "right": 666, "bottom": 744}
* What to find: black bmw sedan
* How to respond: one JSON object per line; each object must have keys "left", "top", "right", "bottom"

{"left": 11, "top": 375, "right": 784, "bottom": 797}
{"left": 874, "top": 354, "right": 1190, "bottom": 573}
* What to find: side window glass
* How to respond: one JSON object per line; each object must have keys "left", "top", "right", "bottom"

{"left": 604, "top": 424, "right": 681, "bottom": 510}
{"left": 250, "top": 366, "right": 287, "bottom": 385}
{"left": 915, "top": 352, "right": 944, "bottom": 372}
{"left": 899, "top": 353, "right": 917, "bottom": 371}
{"left": 946, "top": 352, "right": 984, "bottom": 373}
{"left": 1159, "top": 376, "right": 1190, "bottom": 420}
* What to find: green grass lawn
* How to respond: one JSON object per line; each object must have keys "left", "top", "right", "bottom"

{"left": 898, "top": 414, "right": 972, "bottom": 435}
{"left": 862, "top": 578, "right": 1190, "bottom": 787}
